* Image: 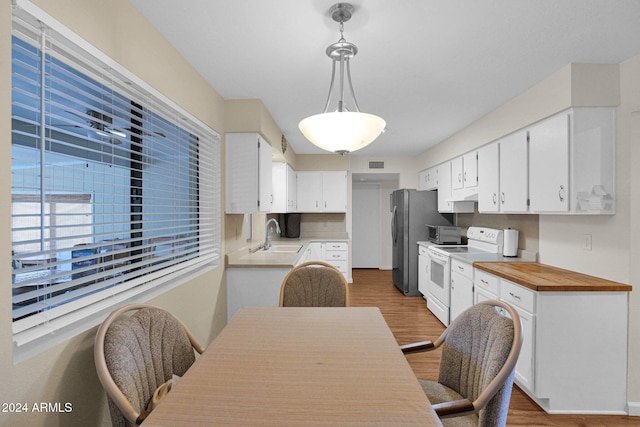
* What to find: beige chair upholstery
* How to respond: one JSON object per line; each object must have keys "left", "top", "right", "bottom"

{"left": 94, "top": 304, "right": 204, "bottom": 426}
{"left": 401, "top": 300, "right": 523, "bottom": 427}
{"left": 279, "top": 261, "right": 349, "bottom": 307}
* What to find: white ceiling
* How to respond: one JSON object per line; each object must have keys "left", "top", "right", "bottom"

{"left": 129, "top": 0, "right": 640, "bottom": 158}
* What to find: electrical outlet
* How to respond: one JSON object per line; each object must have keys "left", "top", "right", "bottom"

{"left": 582, "top": 234, "right": 592, "bottom": 251}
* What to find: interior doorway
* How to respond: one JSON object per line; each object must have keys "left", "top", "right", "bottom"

{"left": 352, "top": 182, "right": 381, "bottom": 268}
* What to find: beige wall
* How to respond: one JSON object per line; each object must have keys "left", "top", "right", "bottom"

{"left": 1, "top": 1, "right": 227, "bottom": 426}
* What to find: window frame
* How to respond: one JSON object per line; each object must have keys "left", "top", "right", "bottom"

{"left": 10, "top": 0, "right": 221, "bottom": 363}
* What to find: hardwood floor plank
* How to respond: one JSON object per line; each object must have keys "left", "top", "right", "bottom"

{"left": 349, "top": 268, "right": 638, "bottom": 426}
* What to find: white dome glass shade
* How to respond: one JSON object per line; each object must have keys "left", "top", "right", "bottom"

{"left": 298, "top": 111, "right": 386, "bottom": 154}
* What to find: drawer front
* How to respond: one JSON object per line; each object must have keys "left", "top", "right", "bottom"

{"left": 325, "top": 241, "right": 347, "bottom": 251}
{"left": 451, "top": 259, "right": 473, "bottom": 279}
{"left": 325, "top": 251, "right": 347, "bottom": 261}
{"left": 327, "top": 260, "right": 348, "bottom": 274}
{"left": 500, "top": 279, "right": 536, "bottom": 313}
{"left": 474, "top": 269, "right": 499, "bottom": 296}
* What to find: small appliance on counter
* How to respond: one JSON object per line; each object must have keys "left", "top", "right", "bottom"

{"left": 426, "top": 224, "right": 461, "bottom": 245}
{"left": 503, "top": 228, "right": 519, "bottom": 257}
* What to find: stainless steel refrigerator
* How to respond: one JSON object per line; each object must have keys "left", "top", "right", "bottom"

{"left": 391, "top": 189, "right": 453, "bottom": 296}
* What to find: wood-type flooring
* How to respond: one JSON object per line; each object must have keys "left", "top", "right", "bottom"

{"left": 348, "top": 268, "right": 638, "bottom": 427}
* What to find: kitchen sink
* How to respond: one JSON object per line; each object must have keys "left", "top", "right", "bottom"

{"left": 262, "top": 244, "right": 303, "bottom": 253}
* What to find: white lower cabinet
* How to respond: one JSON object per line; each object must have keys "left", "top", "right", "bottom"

{"left": 474, "top": 268, "right": 628, "bottom": 414}
{"left": 450, "top": 259, "right": 474, "bottom": 321}
{"left": 500, "top": 280, "right": 536, "bottom": 392}
{"left": 322, "top": 241, "right": 348, "bottom": 280}
{"left": 418, "top": 245, "right": 430, "bottom": 296}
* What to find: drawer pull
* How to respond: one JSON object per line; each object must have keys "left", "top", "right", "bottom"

{"left": 509, "top": 292, "right": 521, "bottom": 301}
{"left": 480, "top": 279, "right": 489, "bottom": 285}
{"left": 457, "top": 265, "right": 464, "bottom": 271}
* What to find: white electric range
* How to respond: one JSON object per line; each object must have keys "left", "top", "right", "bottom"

{"left": 424, "top": 227, "right": 503, "bottom": 326}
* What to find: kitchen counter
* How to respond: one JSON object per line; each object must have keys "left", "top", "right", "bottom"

{"left": 226, "top": 235, "right": 348, "bottom": 268}
{"left": 474, "top": 262, "right": 632, "bottom": 292}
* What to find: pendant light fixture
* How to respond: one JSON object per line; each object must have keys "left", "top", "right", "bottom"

{"left": 298, "top": 3, "right": 386, "bottom": 155}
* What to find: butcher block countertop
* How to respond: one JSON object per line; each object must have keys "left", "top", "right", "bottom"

{"left": 474, "top": 262, "right": 632, "bottom": 292}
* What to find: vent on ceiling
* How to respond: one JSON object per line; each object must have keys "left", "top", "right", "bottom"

{"left": 368, "top": 161, "right": 385, "bottom": 170}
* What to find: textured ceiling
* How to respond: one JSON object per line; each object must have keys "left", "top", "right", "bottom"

{"left": 130, "top": 0, "right": 640, "bottom": 157}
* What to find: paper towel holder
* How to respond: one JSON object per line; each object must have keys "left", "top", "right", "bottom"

{"left": 503, "top": 227, "right": 519, "bottom": 257}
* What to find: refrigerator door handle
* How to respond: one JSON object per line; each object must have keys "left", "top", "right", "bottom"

{"left": 391, "top": 205, "right": 397, "bottom": 245}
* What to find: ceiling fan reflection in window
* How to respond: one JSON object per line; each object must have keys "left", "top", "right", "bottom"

{"left": 60, "top": 109, "right": 166, "bottom": 143}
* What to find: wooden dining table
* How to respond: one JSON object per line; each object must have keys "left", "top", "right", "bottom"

{"left": 143, "top": 306, "right": 442, "bottom": 426}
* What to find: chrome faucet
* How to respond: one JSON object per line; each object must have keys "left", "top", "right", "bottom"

{"left": 264, "top": 218, "right": 281, "bottom": 250}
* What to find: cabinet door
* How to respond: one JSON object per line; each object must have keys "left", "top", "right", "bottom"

{"left": 463, "top": 151, "right": 478, "bottom": 188}
{"left": 296, "top": 172, "right": 323, "bottom": 212}
{"left": 287, "top": 164, "right": 297, "bottom": 211}
{"left": 450, "top": 272, "right": 474, "bottom": 321}
{"left": 499, "top": 130, "right": 528, "bottom": 212}
{"left": 451, "top": 157, "right": 464, "bottom": 190}
{"left": 322, "top": 171, "right": 347, "bottom": 212}
{"left": 511, "top": 305, "right": 535, "bottom": 393}
{"left": 226, "top": 133, "right": 272, "bottom": 213}
{"left": 258, "top": 136, "right": 273, "bottom": 212}
{"left": 437, "top": 162, "right": 453, "bottom": 212}
{"left": 478, "top": 142, "right": 500, "bottom": 212}
{"left": 418, "top": 250, "right": 429, "bottom": 296}
{"left": 528, "top": 113, "right": 570, "bottom": 212}
{"left": 271, "top": 163, "right": 287, "bottom": 213}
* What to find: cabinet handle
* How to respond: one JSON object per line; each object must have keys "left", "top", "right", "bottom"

{"left": 316, "top": 201, "right": 318, "bottom": 208}
{"left": 324, "top": 201, "right": 327, "bottom": 208}
{"left": 558, "top": 185, "right": 566, "bottom": 202}
{"left": 464, "top": 171, "right": 467, "bottom": 183}
{"left": 480, "top": 279, "right": 489, "bottom": 285}
{"left": 458, "top": 173, "right": 462, "bottom": 183}
{"left": 509, "top": 292, "right": 521, "bottom": 301}
{"left": 457, "top": 265, "right": 464, "bottom": 271}
{"left": 492, "top": 193, "right": 497, "bottom": 205}
{"left": 501, "top": 192, "right": 505, "bottom": 204}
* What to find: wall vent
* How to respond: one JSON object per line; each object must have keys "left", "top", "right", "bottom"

{"left": 368, "top": 161, "right": 385, "bottom": 169}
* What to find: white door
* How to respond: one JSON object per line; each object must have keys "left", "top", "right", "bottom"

{"left": 352, "top": 183, "right": 380, "bottom": 268}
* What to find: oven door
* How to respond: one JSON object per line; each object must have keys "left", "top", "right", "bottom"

{"left": 426, "top": 249, "right": 450, "bottom": 306}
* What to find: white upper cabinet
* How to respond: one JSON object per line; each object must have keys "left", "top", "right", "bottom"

{"left": 528, "top": 112, "right": 570, "bottom": 212}
{"left": 225, "top": 133, "right": 272, "bottom": 213}
{"left": 451, "top": 151, "right": 478, "bottom": 200}
{"left": 418, "top": 167, "right": 438, "bottom": 191}
{"left": 528, "top": 108, "right": 615, "bottom": 214}
{"left": 296, "top": 171, "right": 347, "bottom": 213}
{"left": 271, "top": 162, "right": 297, "bottom": 213}
{"left": 477, "top": 132, "right": 528, "bottom": 214}
{"left": 437, "top": 162, "right": 475, "bottom": 213}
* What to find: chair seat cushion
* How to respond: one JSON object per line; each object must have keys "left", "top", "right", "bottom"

{"left": 419, "top": 379, "right": 479, "bottom": 427}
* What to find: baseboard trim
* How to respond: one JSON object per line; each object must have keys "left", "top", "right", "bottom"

{"left": 628, "top": 401, "right": 640, "bottom": 416}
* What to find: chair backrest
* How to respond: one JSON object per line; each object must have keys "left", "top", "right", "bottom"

{"left": 438, "top": 300, "right": 523, "bottom": 427}
{"left": 279, "top": 261, "right": 349, "bottom": 307}
{"left": 94, "top": 304, "right": 204, "bottom": 426}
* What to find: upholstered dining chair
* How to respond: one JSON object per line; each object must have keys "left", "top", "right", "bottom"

{"left": 94, "top": 304, "right": 204, "bottom": 426}
{"left": 401, "top": 300, "right": 523, "bottom": 427}
{"left": 279, "top": 261, "right": 349, "bottom": 307}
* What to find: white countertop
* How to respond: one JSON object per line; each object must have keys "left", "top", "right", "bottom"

{"left": 226, "top": 235, "right": 349, "bottom": 268}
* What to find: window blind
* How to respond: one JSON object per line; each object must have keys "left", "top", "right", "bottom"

{"left": 11, "top": 2, "right": 221, "bottom": 348}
